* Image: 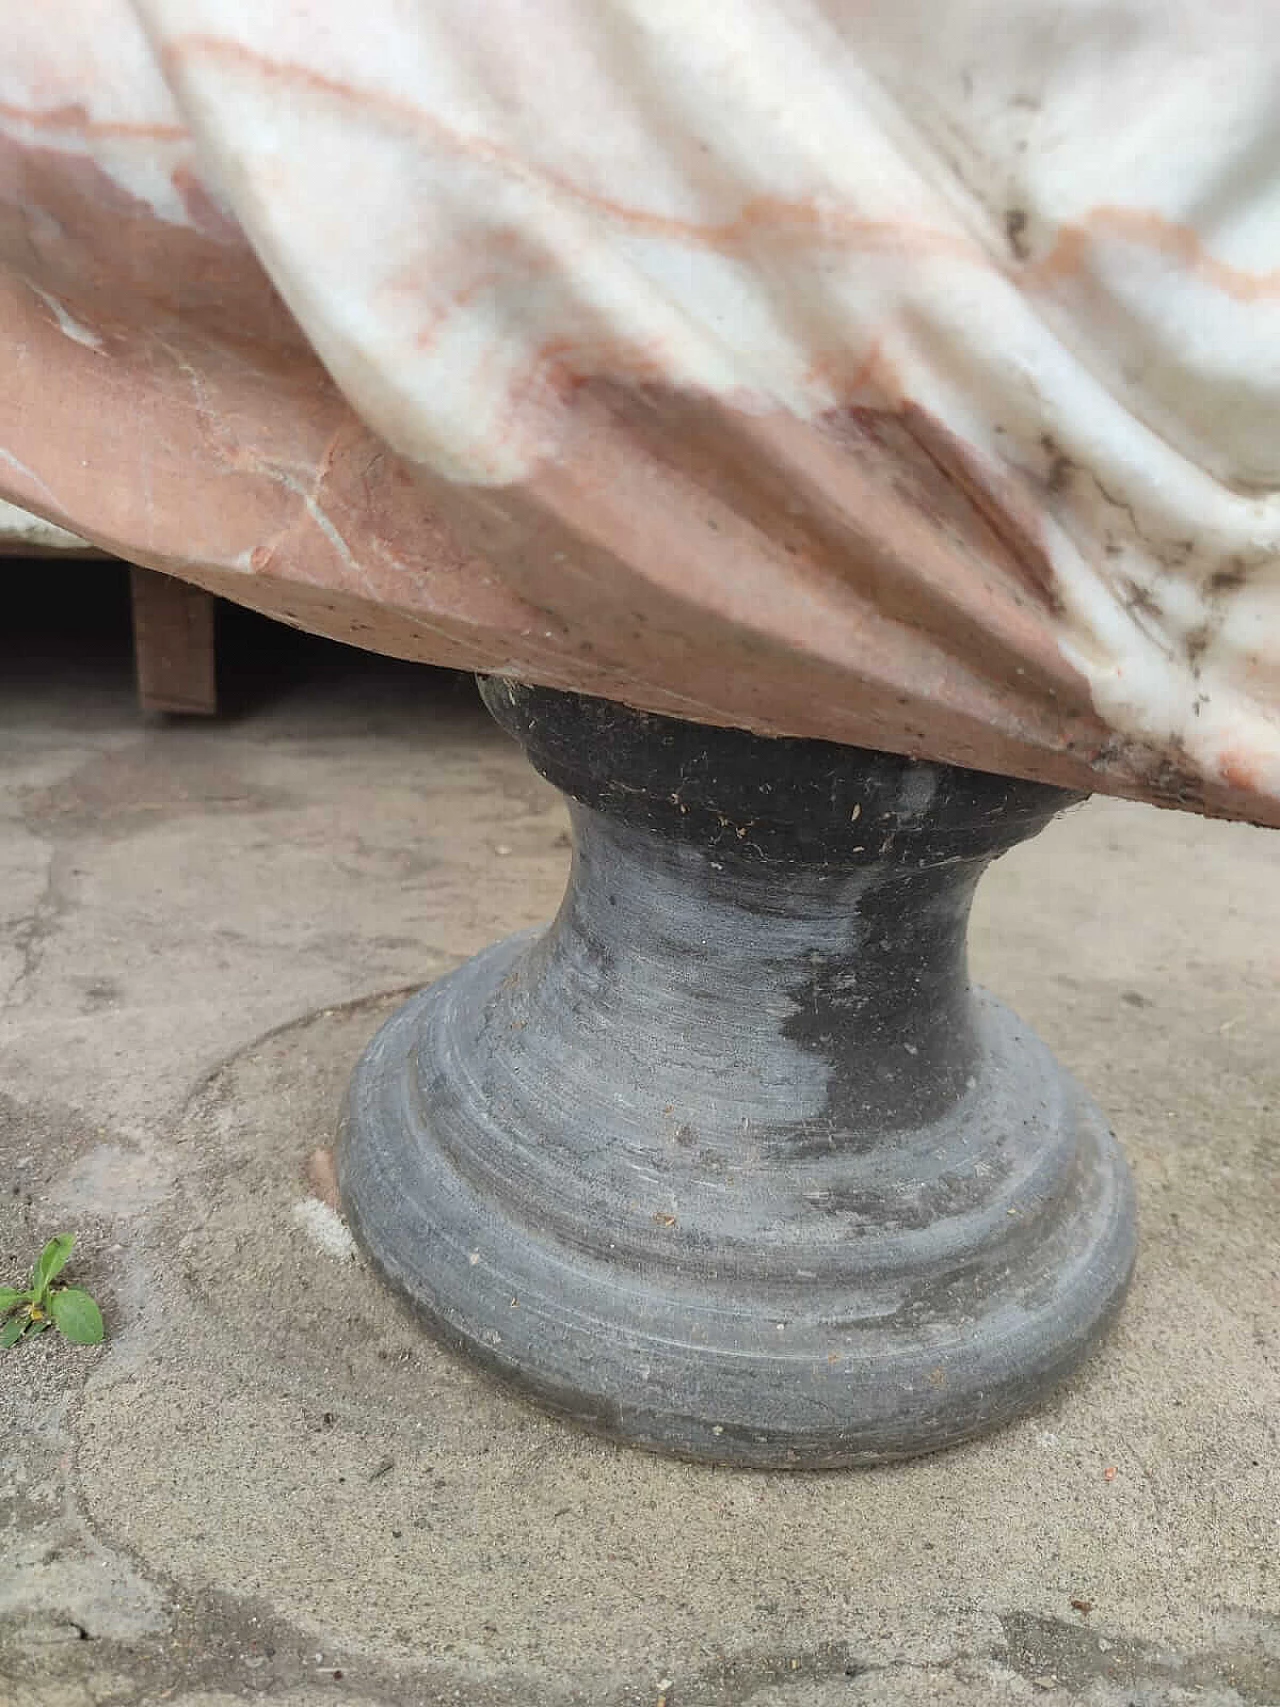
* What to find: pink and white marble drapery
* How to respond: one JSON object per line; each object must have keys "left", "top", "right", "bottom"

{"left": 3, "top": 1, "right": 1278, "bottom": 824}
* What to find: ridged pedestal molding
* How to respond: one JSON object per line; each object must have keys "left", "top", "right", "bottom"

{"left": 339, "top": 680, "right": 1136, "bottom": 1468}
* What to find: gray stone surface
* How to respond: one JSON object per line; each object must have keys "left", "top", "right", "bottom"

{"left": 342, "top": 684, "right": 1135, "bottom": 1467}
{"left": 1, "top": 589, "right": 1278, "bottom": 1704}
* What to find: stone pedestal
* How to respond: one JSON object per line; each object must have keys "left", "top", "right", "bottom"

{"left": 339, "top": 680, "right": 1136, "bottom": 1467}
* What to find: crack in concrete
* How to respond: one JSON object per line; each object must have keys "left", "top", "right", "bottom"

{"left": 1000, "top": 1609, "right": 1280, "bottom": 1703}
{"left": 675, "top": 1640, "right": 868, "bottom": 1703}
{"left": 10, "top": 1604, "right": 1277, "bottom": 1706}
{"left": 3, "top": 841, "right": 68, "bottom": 1008}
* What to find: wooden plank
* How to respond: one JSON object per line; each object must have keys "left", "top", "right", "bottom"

{"left": 129, "top": 565, "right": 218, "bottom": 715}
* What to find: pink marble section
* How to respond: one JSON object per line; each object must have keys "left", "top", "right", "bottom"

{"left": 1, "top": 1, "right": 1278, "bottom": 825}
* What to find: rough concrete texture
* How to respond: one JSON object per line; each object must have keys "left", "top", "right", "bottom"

{"left": 1, "top": 566, "right": 1278, "bottom": 1707}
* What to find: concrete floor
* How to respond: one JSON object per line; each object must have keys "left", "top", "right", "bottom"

{"left": 1, "top": 566, "right": 1278, "bottom": 1707}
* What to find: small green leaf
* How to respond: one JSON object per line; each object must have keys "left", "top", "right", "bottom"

{"left": 33, "top": 1234, "right": 75, "bottom": 1299}
{"left": 50, "top": 1289, "right": 104, "bottom": 1346}
{"left": 1, "top": 1314, "right": 26, "bottom": 1349}
{"left": 26, "top": 1317, "right": 49, "bottom": 1338}
{"left": 0, "top": 1287, "right": 28, "bottom": 1313}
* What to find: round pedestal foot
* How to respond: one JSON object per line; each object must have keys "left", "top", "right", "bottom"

{"left": 340, "top": 683, "right": 1136, "bottom": 1468}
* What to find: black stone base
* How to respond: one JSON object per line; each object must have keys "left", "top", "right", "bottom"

{"left": 339, "top": 681, "right": 1136, "bottom": 1467}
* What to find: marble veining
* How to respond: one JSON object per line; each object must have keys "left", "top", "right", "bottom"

{"left": 1, "top": 1, "right": 1278, "bottom": 824}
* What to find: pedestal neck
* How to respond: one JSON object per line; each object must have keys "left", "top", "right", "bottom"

{"left": 482, "top": 677, "right": 1079, "bottom": 1143}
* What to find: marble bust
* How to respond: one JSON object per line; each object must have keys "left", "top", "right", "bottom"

{"left": 1, "top": 0, "right": 1276, "bottom": 826}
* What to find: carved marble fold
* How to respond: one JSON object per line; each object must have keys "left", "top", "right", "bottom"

{"left": 2, "top": 1, "right": 1278, "bottom": 824}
